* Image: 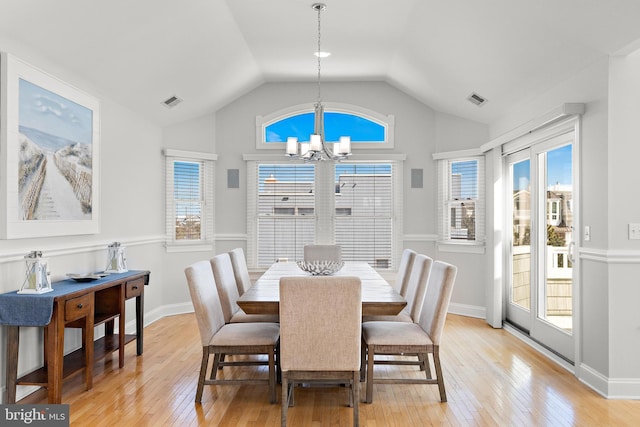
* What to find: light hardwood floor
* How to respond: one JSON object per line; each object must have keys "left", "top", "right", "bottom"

{"left": 22, "top": 313, "right": 640, "bottom": 426}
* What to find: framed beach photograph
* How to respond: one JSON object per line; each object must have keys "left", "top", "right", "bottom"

{"left": 1, "top": 52, "right": 100, "bottom": 239}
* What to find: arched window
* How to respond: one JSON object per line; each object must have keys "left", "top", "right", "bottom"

{"left": 256, "top": 103, "right": 394, "bottom": 149}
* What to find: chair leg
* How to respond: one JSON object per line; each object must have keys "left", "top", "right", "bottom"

{"left": 419, "top": 353, "right": 432, "bottom": 378}
{"left": 360, "top": 341, "right": 366, "bottom": 382}
{"left": 281, "top": 374, "right": 288, "bottom": 427}
{"left": 365, "top": 344, "right": 375, "bottom": 404}
{"left": 276, "top": 343, "right": 282, "bottom": 384}
{"left": 196, "top": 348, "right": 210, "bottom": 402}
{"left": 352, "top": 371, "right": 360, "bottom": 426}
{"left": 432, "top": 347, "right": 447, "bottom": 402}
{"left": 214, "top": 353, "right": 226, "bottom": 375}
{"left": 268, "top": 347, "right": 277, "bottom": 404}
{"left": 211, "top": 353, "right": 222, "bottom": 380}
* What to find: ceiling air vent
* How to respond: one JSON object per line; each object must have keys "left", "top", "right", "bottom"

{"left": 467, "top": 92, "right": 487, "bottom": 107}
{"left": 162, "top": 95, "right": 183, "bottom": 108}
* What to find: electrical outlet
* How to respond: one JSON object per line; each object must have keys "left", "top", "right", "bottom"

{"left": 629, "top": 223, "right": 640, "bottom": 240}
{"left": 584, "top": 226, "right": 591, "bottom": 241}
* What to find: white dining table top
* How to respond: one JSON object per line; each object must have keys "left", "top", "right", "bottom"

{"left": 237, "top": 262, "right": 406, "bottom": 316}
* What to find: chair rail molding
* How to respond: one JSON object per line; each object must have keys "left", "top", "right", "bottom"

{"left": 579, "top": 247, "right": 640, "bottom": 264}
{"left": 0, "top": 235, "right": 166, "bottom": 264}
{"left": 403, "top": 234, "right": 438, "bottom": 242}
{"left": 215, "top": 233, "right": 249, "bottom": 241}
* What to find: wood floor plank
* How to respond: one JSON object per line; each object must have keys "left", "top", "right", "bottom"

{"left": 19, "top": 313, "right": 640, "bottom": 426}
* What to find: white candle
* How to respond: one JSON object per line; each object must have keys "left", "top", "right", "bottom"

{"left": 286, "top": 137, "right": 298, "bottom": 155}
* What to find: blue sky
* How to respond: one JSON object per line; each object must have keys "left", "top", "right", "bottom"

{"left": 513, "top": 144, "right": 572, "bottom": 190}
{"left": 266, "top": 112, "right": 384, "bottom": 142}
{"left": 19, "top": 78, "right": 93, "bottom": 145}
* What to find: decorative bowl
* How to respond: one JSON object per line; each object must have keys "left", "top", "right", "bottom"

{"left": 296, "top": 260, "right": 344, "bottom": 275}
{"left": 67, "top": 272, "right": 110, "bottom": 282}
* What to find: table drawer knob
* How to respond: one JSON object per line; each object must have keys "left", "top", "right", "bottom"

{"left": 132, "top": 286, "right": 138, "bottom": 290}
{"left": 77, "top": 303, "right": 83, "bottom": 309}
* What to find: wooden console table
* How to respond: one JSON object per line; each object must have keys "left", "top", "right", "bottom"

{"left": 0, "top": 270, "right": 149, "bottom": 404}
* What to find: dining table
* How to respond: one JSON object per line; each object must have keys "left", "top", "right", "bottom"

{"left": 237, "top": 261, "right": 406, "bottom": 316}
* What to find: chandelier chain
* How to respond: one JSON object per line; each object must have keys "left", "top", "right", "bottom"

{"left": 316, "top": 3, "right": 322, "bottom": 106}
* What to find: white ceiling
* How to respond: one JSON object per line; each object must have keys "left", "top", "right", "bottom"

{"left": 2, "top": 0, "right": 640, "bottom": 128}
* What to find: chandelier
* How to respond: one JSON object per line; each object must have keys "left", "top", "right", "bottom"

{"left": 285, "top": 3, "right": 351, "bottom": 161}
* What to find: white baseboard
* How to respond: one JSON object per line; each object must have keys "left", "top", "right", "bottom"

{"left": 448, "top": 302, "right": 486, "bottom": 319}
{"left": 579, "top": 363, "right": 640, "bottom": 399}
{"left": 578, "top": 363, "right": 609, "bottom": 397}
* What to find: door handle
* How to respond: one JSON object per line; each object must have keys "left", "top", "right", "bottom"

{"left": 568, "top": 241, "right": 575, "bottom": 263}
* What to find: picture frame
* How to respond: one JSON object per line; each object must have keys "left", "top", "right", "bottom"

{"left": 1, "top": 52, "right": 100, "bottom": 239}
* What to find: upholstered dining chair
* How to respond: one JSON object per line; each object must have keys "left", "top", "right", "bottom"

{"left": 211, "top": 253, "right": 279, "bottom": 323}
{"left": 361, "top": 260, "right": 457, "bottom": 403}
{"left": 229, "top": 247, "right": 251, "bottom": 296}
{"left": 184, "top": 260, "right": 280, "bottom": 403}
{"left": 362, "top": 253, "right": 432, "bottom": 323}
{"left": 279, "top": 276, "right": 362, "bottom": 427}
{"left": 303, "top": 244, "right": 342, "bottom": 263}
{"left": 395, "top": 248, "right": 417, "bottom": 295}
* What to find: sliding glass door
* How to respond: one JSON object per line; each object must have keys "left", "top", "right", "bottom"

{"left": 505, "top": 131, "right": 576, "bottom": 362}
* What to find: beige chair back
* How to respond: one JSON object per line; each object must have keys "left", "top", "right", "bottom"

{"left": 418, "top": 261, "right": 458, "bottom": 345}
{"left": 403, "top": 254, "right": 433, "bottom": 322}
{"left": 395, "top": 248, "right": 417, "bottom": 296}
{"left": 229, "top": 247, "right": 251, "bottom": 295}
{"left": 279, "top": 276, "right": 361, "bottom": 372}
{"left": 303, "top": 244, "right": 342, "bottom": 263}
{"left": 210, "top": 253, "right": 240, "bottom": 323}
{"left": 184, "top": 260, "right": 226, "bottom": 347}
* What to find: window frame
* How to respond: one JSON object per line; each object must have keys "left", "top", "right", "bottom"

{"left": 164, "top": 149, "right": 217, "bottom": 253}
{"left": 434, "top": 149, "right": 486, "bottom": 253}
{"left": 255, "top": 102, "right": 395, "bottom": 150}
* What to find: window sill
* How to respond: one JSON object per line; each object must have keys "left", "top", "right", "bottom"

{"left": 165, "top": 242, "right": 214, "bottom": 253}
{"left": 437, "top": 242, "right": 486, "bottom": 254}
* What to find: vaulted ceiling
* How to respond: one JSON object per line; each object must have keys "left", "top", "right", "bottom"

{"left": 2, "top": 0, "right": 640, "bottom": 128}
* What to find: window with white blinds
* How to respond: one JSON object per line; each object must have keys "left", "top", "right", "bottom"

{"left": 164, "top": 150, "right": 215, "bottom": 252}
{"left": 334, "top": 163, "right": 393, "bottom": 268}
{"left": 247, "top": 160, "right": 401, "bottom": 269}
{"left": 255, "top": 164, "right": 316, "bottom": 266}
{"left": 437, "top": 156, "right": 485, "bottom": 244}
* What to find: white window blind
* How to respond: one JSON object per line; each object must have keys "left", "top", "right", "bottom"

{"left": 334, "top": 163, "right": 393, "bottom": 268}
{"left": 437, "top": 157, "right": 485, "bottom": 243}
{"left": 164, "top": 150, "right": 215, "bottom": 251}
{"left": 255, "top": 164, "right": 316, "bottom": 267}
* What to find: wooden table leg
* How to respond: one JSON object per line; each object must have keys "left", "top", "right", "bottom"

{"left": 85, "top": 303, "right": 94, "bottom": 391}
{"left": 118, "top": 284, "right": 125, "bottom": 368}
{"left": 136, "top": 293, "right": 144, "bottom": 355}
{"left": 5, "top": 325, "right": 19, "bottom": 404}
{"left": 47, "top": 304, "right": 64, "bottom": 404}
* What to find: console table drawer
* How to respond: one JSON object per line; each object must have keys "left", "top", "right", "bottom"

{"left": 125, "top": 278, "right": 144, "bottom": 299}
{"left": 65, "top": 294, "right": 93, "bottom": 322}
